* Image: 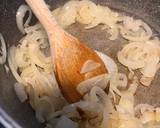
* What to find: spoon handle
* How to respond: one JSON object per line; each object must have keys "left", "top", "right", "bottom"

{"left": 25, "top": 0, "right": 61, "bottom": 36}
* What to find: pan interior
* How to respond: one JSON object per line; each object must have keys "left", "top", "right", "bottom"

{"left": 0, "top": 0, "right": 159, "bottom": 128}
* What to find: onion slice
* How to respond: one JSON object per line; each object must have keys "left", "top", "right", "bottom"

{"left": 8, "top": 46, "right": 24, "bottom": 84}
{"left": 55, "top": 116, "right": 78, "bottom": 128}
{"left": 76, "top": 0, "right": 98, "bottom": 25}
{"left": 120, "top": 17, "right": 152, "bottom": 42}
{"left": 80, "top": 59, "right": 101, "bottom": 74}
{"left": 140, "top": 76, "right": 153, "bottom": 87}
{"left": 16, "top": 5, "right": 32, "bottom": 34}
{"left": 0, "top": 34, "right": 7, "bottom": 64}
{"left": 89, "top": 86, "right": 107, "bottom": 103}
{"left": 96, "top": 51, "right": 118, "bottom": 74}
{"left": 134, "top": 104, "right": 154, "bottom": 114}
{"left": 77, "top": 74, "right": 110, "bottom": 95}
{"left": 4, "top": 64, "right": 10, "bottom": 74}
{"left": 14, "top": 82, "right": 28, "bottom": 102}
{"left": 35, "top": 96, "right": 54, "bottom": 122}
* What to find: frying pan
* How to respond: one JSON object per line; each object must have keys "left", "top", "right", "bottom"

{"left": 0, "top": 0, "right": 160, "bottom": 127}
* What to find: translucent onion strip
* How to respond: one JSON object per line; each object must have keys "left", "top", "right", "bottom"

{"left": 8, "top": 46, "right": 24, "bottom": 84}
{"left": 76, "top": 0, "right": 98, "bottom": 25}
{"left": 80, "top": 59, "right": 101, "bottom": 74}
{"left": 96, "top": 51, "right": 118, "bottom": 74}
{"left": 55, "top": 116, "right": 78, "bottom": 128}
{"left": 14, "top": 82, "right": 28, "bottom": 102}
{"left": 0, "top": 34, "right": 7, "bottom": 64}
{"left": 77, "top": 74, "right": 110, "bottom": 95}
{"left": 109, "top": 73, "right": 128, "bottom": 101}
{"left": 117, "top": 42, "right": 148, "bottom": 69}
{"left": 120, "top": 17, "right": 152, "bottom": 42}
{"left": 16, "top": 5, "right": 32, "bottom": 34}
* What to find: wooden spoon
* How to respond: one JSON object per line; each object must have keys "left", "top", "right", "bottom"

{"left": 25, "top": 0, "right": 107, "bottom": 103}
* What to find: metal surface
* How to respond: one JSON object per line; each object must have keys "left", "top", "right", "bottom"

{"left": 0, "top": 0, "right": 160, "bottom": 127}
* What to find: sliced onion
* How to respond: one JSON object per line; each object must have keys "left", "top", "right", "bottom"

{"left": 26, "top": 84, "right": 37, "bottom": 109}
{"left": 117, "top": 42, "right": 148, "bottom": 69}
{"left": 139, "top": 41, "right": 160, "bottom": 78}
{"left": 118, "top": 41, "right": 159, "bottom": 86}
{"left": 128, "top": 69, "right": 134, "bottom": 80}
{"left": 140, "top": 56, "right": 159, "bottom": 78}
{"left": 75, "top": 100, "right": 103, "bottom": 116}
{"left": 134, "top": 104, "right": 154, "bottom": 114}
{"left": 16, "top": 5, "right": 32, "bottom": 34}
{"left": 80, "top": 59, "right": 101, "bottom": 74}
{"left": 28, "top": 43, "right": 52, "bottom": 70}
{"left": 140, "top": 76, "right": 153, "bottom": 87}
{"left": 89, "top": 86, "right": 115, "bottom": 115}
{"left": 85, "top": 18, "right": 100, "bottom": 29}
{"left": 52, "top": 7, "right": 61, "bottom": 17}
{"left": 14, "top": 82, "right": 28, "bottom": 102}
{"left": 120, "top": 17, "right": 152, "bottom": 42}
{"left": 8, "top": 46, "right": 24, "bottom": 84}
{"left": 111, "top": 73, "right": 128, "bottom": 88}
{"left": 62, "top": 105, "right": 80, "bottom": 119}
{"left": 55, "top": 1, "right": 79, "bottom": 28}
{"left": 107, "top": 25, "right": 119, "bottom": 40}
{"left": 15, "top": 46, "right": 30, "bottom": 68}
{"left": 117, "top": 91, "right": 134, "bottom": 115}
{"left": 89, "top": 86, "right": 108, "bottom": 104}
{"left": 24, "top": 23, "right": 42, "bottom": 34}
{"left": 76, "top": 0, "right": 98, "bottom": 24}
{"left": 127, "top": 83, "right": 138, "bottom": 94}
{"left": 96, "top": 51, "right": 118, "bottom": 74}
{"left": 4, "top": 64, "right": 10, "bottom": 74}
{"left": 55, "top": 116, "right": 78, "bottom": 128}
{"left": 35, "top": 96, "right": 55, "bottom": 122}
{"left": 118, "top": 41, "right": 159, "bottom": 73}
{"left": 123, "top": 16, "right": 142, "bottom": 32}
{"left": 0, "top": 34, "right": 7, "bottom": 64}
{"left": 48, "top": 103, "right": 80, "bottom": 120}
{"left": 77, "top": 73, "right": 110, "bottom": 95}
{"left": 109, "top": 73, "right": 128, "bottom": 99}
